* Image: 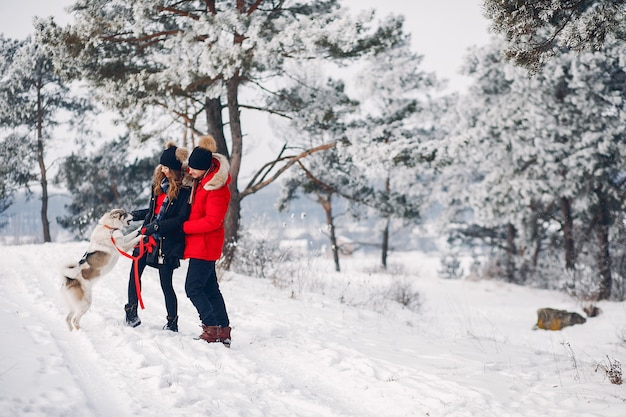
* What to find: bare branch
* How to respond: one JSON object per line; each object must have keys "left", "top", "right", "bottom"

{"left": 157, "top": 6, "right": 201, "bottom": 20}
{"left": 245, "top": 143, "right": 288, "bottom": 190}
{"left": 238, "top": 103, "right": 292, "bottom": 119}
{"left": 240, "top": 142, "right": 336, "bottom": 198}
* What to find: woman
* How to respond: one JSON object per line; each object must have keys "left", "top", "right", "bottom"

{"left": 125, "top": 142, "right": 191, "bottom": 332}
{"left": 182, "top": 135, "right": 232, "bottom": 347}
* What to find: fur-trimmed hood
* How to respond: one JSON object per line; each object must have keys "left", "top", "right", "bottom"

{"left": 182, "top": 171, "right": 195, "bottom": 187}
{"left": 202, "top": 153, "right": 230, "bottom": 191}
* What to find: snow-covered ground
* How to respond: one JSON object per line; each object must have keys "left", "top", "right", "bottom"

{"left": 1, "top": 242, "right": 625, "bottom": 416}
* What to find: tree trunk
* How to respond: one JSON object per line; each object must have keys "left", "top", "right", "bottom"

{"left": 381, "top": 217, "right": 390, "bottom": 270}
{"left": 37, "top": 136, "right": 50, "bottom": 243}
{"left": 595, "top": 189, "right": 612, "bottom": 300}
{"left": 203, "top": 95, "right": 237, "bottom": 269}
{"left": 530, "top": 211, "right": 542, "bottom": 273}
{"left": 381, "top": 174, "right": 390, "bottom": 270}
{"left": 560, "top": 196, "right": 576, "bottom": 270}
{"left": 519, "top": 205, "right": 542, "bottom": 279}
{"left": 221, "top": 74, "right": 243, "bottom": 270}
{"left": 204, "top": 97, "right": 229, "bottom": 157}
{"left": 320, "top": 193, "right": 340, "bottom": 272}
{"left": 36, "top": 83, "right": 51, "bottom": 242}
{"left": 506, "top": 223, "right": 516, "bottom": 282}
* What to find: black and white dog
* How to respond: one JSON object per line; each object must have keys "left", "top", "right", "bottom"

{"left": 61, "top": 209, "right": 143, "bottom": 331}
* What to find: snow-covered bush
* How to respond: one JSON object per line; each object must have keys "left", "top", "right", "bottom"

{"left": 230, "top": 216, "right": 293, "bottom": 281}
{"left": 597, "top": 356, "right": 623, "bottom": 386}
{"left": 438, "top": 252, "right": 463, "bottom": 279}
{"left": 387, "top": 277, "right": 422, "bottom": 312}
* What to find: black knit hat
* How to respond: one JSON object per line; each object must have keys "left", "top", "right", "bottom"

{"left": 159, "top": 142, "right": 188, "bottom": 171}
{"left": 188, "top": 135, "right": 216, "bottom": 170}
{"left": 188, "top": 148, "right": 212, "bottom": 170}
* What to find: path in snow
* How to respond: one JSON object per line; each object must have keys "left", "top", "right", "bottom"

{"left": 1, "top": 243, "right": 625, "bottom": 416}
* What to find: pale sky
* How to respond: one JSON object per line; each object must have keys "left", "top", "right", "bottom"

{"left": 346, "top": 0, "right": 491, "bottom": 91}
{"left": 0, "top": 0, "right": 491, "bottom": 92}
{"left": 0, "top": 0, "right": 73, "bottom": 38}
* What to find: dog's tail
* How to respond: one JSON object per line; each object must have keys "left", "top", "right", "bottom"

{"left": 61, "top": 250, "right": 89, "bottom": 281}
{"left": 61, "top": 262, "right": 81, "bottom": 283}
{"left": 62, "top": 275, "right": 82, "bottom": 290}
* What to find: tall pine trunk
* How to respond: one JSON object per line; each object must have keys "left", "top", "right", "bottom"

{"left": 36, "top": 82, "right": 51, "bottom": 242}
{"left": 594, "top": 189, "right": 612, "bottom": 300}
{"left": 527, "top": 205, "right": 541, "bottom": 275}
{"left": 319, "top": 193, "right": 340, "bottom": 272}
{"left": 506, "top": 223, "right": 516, "bottom": 282}
{"left": 381, "top": 217, "right": 390, "bottom": 270}
{"left": 560, "top": 196, "right": 576, "bottom": 270}
{"left": 221, "top": 74, "right": 243, "bottom": 270}
{"left": 381, "top": 175, "right": 391, "bottom": 270}
{"left": 205, "top": 97, "right": 228, "bottom": 157}
{"left": 219, "top": 23, "right": 248, "bottom": 270}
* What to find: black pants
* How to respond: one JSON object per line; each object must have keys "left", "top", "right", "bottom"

{"left": 127, "top": 255, "right": 178, "bottom": 318}
{"left": 185, "top": 259, "right": 229, "bottom": 327}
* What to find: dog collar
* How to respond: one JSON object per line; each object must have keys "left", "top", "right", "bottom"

{"left": 103, "top": 225, "right": 119, "bottom": 231}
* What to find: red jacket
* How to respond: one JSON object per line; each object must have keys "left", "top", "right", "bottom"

{"left": 183, "top": 154, "right": 231, "bottom": 261}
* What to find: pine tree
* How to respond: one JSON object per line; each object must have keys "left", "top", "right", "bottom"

{"left": 484, "top": 0, "right": 626, "bottom": 71}
{"left": 0, "top": 133, "right": 36, "bottom": 227}
{"left": 55, "top": 137, "right": 158, "bottom": 236}
{"left": 272, "top": 74, "right": 367, "bottom": 272}
{"left": 37, "top": 0, "right": 405, "bottom": 267}
{"left": 447, "top": 37, "right": 626, "bottom": 299}
{"left": 0, "top": 36, "right": 90, "bottom": 242}
{"left": 272, "top": 36, "right": 445, "bottom": 270}
{"left": 349, "top": 40, "right": 443, "bottom": 269}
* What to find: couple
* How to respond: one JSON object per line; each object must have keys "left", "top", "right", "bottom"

{"left": 124, "top": 135, "right": 232, "bottom": 347}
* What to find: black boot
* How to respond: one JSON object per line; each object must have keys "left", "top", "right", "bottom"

{"left": 124, "top": 303, "right": 141, "bottom": 327}
{"left": 163, "top": 316, "right": 178, "bottom": 332}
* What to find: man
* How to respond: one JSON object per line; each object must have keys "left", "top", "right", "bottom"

{"left": 183, "top": 135, "right": 232, "bottom": 347}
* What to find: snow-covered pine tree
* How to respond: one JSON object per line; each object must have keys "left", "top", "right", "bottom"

{"left": 271, "top": 73, "right": 367, "bottom": 272}
{"left": 484, "top": 0, "right": 626, "bottom": 71}
{"left": 55, "top": 137, "right": 158, "bottom": 236}
{"left": 0, "top": 132, "right": 36, "bottom": 226}
{"left": 38, "top": 0, "right": 405, "bottom": 267}
{"left": 348, "top": 38, "right": 444, "bottom": 269}
{"left": 440, "top": 39, "right": 551, "bottom": 283}
{"left": 446, "top": 37, "right": 626, "bottom": 299}
{"left": 503, "top": 37, "right": 626, "bottom": 299}
{"left": 0, "top": 36, "right": 90, "bottom": 242}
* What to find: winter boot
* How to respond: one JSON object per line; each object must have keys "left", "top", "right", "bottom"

{"left": 218, "top": 326, "right": 232, "bottom": 348}
{"left": 163, "top": 316, "right": 178, "bottom": 332}
{"left": 124, "top": 303, "right": 141, "bottom": 327}
{"left": 199, "top": 325, "right": 221, "bottom": 344}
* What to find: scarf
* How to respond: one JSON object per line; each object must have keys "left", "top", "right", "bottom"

{"left": 154, "top": 177, "right": 170, "bottom": 239}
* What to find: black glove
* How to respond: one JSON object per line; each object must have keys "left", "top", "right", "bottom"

{"left": 131, "top": 209, "right": 149, "bottom": 222}
{"left": 142, "top": 221, "right": 160, "bottom": 236}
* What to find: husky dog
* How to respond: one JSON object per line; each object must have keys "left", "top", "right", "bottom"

{"left": 61, "top": 209, "right": 143, "bottom": 331}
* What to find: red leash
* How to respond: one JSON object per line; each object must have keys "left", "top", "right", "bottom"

{"left": 111, "top": 234, "right": 156, "bottom": 310}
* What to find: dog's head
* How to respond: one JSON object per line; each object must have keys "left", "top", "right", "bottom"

{"left": 98, "top": 209, "right": 133, "bottom": 229}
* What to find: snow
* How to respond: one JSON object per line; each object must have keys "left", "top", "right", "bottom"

{"left": 1, "top": 242, "right": 625, "bottom": 417}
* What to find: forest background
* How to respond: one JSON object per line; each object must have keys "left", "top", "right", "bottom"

{"left": 1, "top": 0, "right": 626, "bottom": 308}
